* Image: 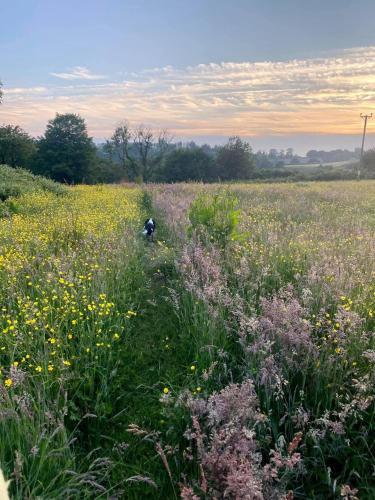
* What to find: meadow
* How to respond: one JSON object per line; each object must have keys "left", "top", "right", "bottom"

{"left": 0, "top": 173, "right": 374, "bottom": 499}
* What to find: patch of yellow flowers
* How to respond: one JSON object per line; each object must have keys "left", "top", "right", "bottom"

{"left": 0, "top": 185, "right": 143, "bottom": 387}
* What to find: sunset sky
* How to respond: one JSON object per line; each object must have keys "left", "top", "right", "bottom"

{"left": 1, "top": 0, "right": 375, "bottom": 153}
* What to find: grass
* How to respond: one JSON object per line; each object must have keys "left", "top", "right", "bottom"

{"left": 283, "top": 160, "right": 356, "bottom": 169}
{"left": 0, "top": 164, "right": 66, "bottom": 200}
{"left": 150, "top": 181, "right": 375, "bottom": 499}
{"left": 0, "top": 175, "right": 374, "bottom": 498}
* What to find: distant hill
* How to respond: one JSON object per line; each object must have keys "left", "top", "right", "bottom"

{"left": 0, "top": 164, "right": 66, "bottom": 202}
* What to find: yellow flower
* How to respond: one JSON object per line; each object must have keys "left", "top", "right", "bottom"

{"left": 48, "top": 365, "right": 54, "bottom": 372}
{"left": 196, "top": 387, "right": 202, "bottom": 392}
{"left": 4, "top": 378, "right": 12, "bottom": 388}
{"left": 163, "top": 387, "right": 169, "bottom": 394}
{"left": 35, "top": 365, "right": 43, "bottom": 372}
{"left": 190, "top": 365, "right": 196, "bottom": 371}
{"left": 63, "top": 360, "right": 71, "bottom": 366}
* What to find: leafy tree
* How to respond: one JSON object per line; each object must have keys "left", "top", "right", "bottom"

{"left": 159, "top": 147, "right": 214, "bottom": 182}
{"left": 88, "top": 158, "right": 124, "bottom": 184}
{"left": 255, "top": 151, "right": 273, "bottom": 169}
{"left": 361, "top": 149, "right": 375, "bottom": 178}
{"left": 215, "top": 136, "right": 255, "bottom": 180}
{"left": 34, "top": 113, "right": 97, "bottom": 183}
{"left": 0, "top": 125, "right": 37, "bottom": 168}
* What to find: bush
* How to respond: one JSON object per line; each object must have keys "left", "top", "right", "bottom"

{"left": 188, "top": 191, "right": 240, "bottom": 247}
{"left": 0, "top": 165, "right": 66, "bottom": 215}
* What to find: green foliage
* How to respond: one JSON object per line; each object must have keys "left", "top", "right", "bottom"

{"left": 188, "top": 190, "right": 240, "bottom": 246}
{"left": 158, "top": 147, "right": 214, "bottom": 182}
{"left": 33, "top": 113, "right": 97, "bottom": 184}
{"left": 0, "top": 164, "right": 66, "bottom": 203}
{"left": 215, "top": 136, "right": 255, "bottom": 180}
{"left": 362, "top": 149, "right": 375, "bottom": 178}
{"left": 0, "top": 125, "right": 37, "bottom": 169}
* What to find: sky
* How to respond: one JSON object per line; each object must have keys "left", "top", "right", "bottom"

{"left": 1, "top": 0, "right": 375, "bottom": 154}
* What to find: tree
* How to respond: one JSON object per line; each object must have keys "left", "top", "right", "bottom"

{"left": 133, "top": 124, "right": 154, "bottom": 182}
{"left": 133, "top": 125, "right": 173, "bottom": 182}
{"left": 361, "top": 149, "right": 375, "bottom": 178}
{"left": 0, "top": 125, "right": 37, "bottom": 168}
{"left": 34, "top": 113, "right": 97, "bottom": 183}
{"left": 0, "top": 80, "right": 3, "bottom": 104}
{"left": 255, "top": 151, "right": 273, "bottom": 169}
{"left": 104, "top": 123, "right": 172, "bottom": 182}
{"left": 159, "top": 147, "right": 214, "bottom": 182}
{"left": 286, "top": 148, "right": 294, "bottom": 159}
{"left": 215, "top": 136, "right": 255, "bottom": 180}
{"left": 103, "top": 122, "right": 133, "bottom": 179}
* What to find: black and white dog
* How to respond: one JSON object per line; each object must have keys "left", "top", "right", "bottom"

{"left": 143, "top": 217, "right": 156, "bottom": 240}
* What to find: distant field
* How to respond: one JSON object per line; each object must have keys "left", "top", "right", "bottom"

{"left": 284, "top": 159, "right": 357, "bottom": 169}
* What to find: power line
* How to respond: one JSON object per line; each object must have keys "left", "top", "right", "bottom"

{"left": 359, "top": 113, "right": 372, "bottom": 179}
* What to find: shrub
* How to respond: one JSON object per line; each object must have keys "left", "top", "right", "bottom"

{"left": 0, "top": 165, "right": 66, "bottom": 216}
{"left": 188, "top": 191, "right": 240, "bottom": 247}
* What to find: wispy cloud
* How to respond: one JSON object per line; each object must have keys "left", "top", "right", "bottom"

{"left": 2, "top": 47, "right": 375, "bottom": 142}
{"left": 50, "top": 66, "right": 107, "bottom": 80}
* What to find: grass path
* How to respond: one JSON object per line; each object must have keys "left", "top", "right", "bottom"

{"left": 85, "top": 195, "right": 189, "bottom": 499}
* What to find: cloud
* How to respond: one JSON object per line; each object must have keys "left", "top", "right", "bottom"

{"left": 50, "top": 66, "right": 107, "bottom": 80}
{"left": 5, "top": 86, "right": 47, "bottom": 94}
{"left": 2, "top": 47, "right": 375, "bottom": 143}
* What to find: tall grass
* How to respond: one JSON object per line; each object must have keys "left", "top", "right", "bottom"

{"left": 150, "top": 181, "right": 375, "bottom": 499}
{"left": 1, "top": 178, "right": 374, "bottom": 498}
{"left": 0, "top": 185, "right": 153, "bottom": 497}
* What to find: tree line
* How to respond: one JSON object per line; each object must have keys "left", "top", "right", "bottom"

{"left": 0, "top": 90, "right": 374, "bottom": 183}
{"left": 0, "top": 113, "right": 256, "bottom": 183}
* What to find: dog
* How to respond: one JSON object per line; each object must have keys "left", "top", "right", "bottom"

{"left": 143, "top": 217, "right": 156, "bottom": 241}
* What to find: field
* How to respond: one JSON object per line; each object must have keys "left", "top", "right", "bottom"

{"left": 283, "top": 160, "right": 356, "bottom": 169}
{"left": 0, "top": 177, "right": 375, "bottom": 499}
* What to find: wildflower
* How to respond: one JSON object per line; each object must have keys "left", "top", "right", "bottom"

{"left": 35, "top": 366, "right": 42, "bottom": 373}
{"left": 4, "top": 378, "right": 12, "bottom": 388}
{"left": 163, "top": 387, "right": 169, "bottom": 394}
{"left": 190, "top": 365, "right": 196, "bottom": 371}
{"left": 62, "top": 360, "right": 71, "bottom": 366}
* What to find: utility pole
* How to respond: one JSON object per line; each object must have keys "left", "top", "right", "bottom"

{"left": 359, "top": 113, "right": 372, "bottom": 179}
